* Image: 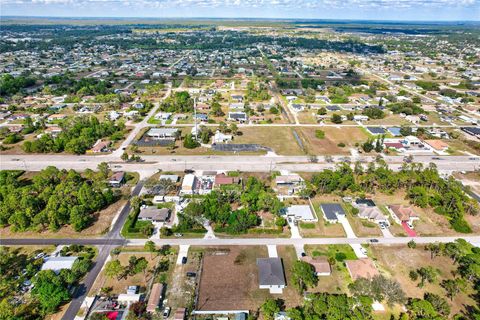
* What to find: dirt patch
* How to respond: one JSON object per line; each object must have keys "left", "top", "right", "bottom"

{"left": 296, "top": 126, "right": 368, "bottom": 155}
{"left": 89, "top": 252, "right": 162, "bottom": 295}
{"left": 196, "top": 246, "right": 269, "bottom": 312}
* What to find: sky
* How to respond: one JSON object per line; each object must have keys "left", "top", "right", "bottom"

{"left": 1, "top": 0, "right": 480, "bottom": 21}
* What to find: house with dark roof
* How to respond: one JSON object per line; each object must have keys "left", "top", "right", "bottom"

{"left": 366, "top": 127, "right": 386, "bottom": 135}
{"left": 257, "top": 258, "right": 286, "bottom": 294}
{"left": 228, "top": 112, "right": 248, "bottom": 122}
{"left": 320, "top": 203, "right": 345, "bottom": 223}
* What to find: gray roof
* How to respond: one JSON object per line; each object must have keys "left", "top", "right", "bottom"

{"left": 257, "top": 258, "right": 286, "bottom": 286}
{"left": 138, "top": 207, "right": 170, "bottom": 221}
{"left": 320, "top": 203, "right": 345, "bottom": 220}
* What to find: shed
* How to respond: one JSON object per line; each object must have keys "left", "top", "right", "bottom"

{"left": 146, "top": 283, "right": 164, "bottom": 313}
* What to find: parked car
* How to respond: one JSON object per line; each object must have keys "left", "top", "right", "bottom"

{"left": 163, "top": 307, "right": 171, "bottom": 319}
{"left": 181, "top": 256, "right": 187, "bottom": 264}
{"left": 186, "top": 272, "right": 196, "bottom": 277}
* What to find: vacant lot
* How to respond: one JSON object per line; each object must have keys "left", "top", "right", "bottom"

{"left": 196, "top": 246, "right": 269, "bottom": 311}
{"left": 1, "top": 199, "right": 127, "bottom": 239}
{"left": 296, "top": 126, "right": 368, "bottom": 155}
{"left": 370, "top": 245, "right": 477, "bottom": 315}
{"left": 90, "top": 251, "right": 171, "bottom": 295}
{"left": 234, "top": 126, "right": 304, "bottom": 155}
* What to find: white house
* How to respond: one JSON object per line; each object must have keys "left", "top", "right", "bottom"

{"left": 284, "top": 205, "right": 317, "bottom": 222}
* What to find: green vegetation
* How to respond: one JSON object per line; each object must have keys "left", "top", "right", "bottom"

{"left": 121, "top": 196, "right": 154, "bottom": 238}
{"left": 22, "top": 116, "right": 125, "bottom": 154}
{"left": 175, "top": 177, "right": 283, "bottom": 234}
{"left": 246, "top": 81, "right": 271, "bottom": 101}
{"left": 0, "top": 245, "right": 94, "bottom": 318}
{"left": 310, "top": 163, "right": 478, "bottom": 232}
{"left": 388, "top": 101, "right": 425, "bottom": 115}
{"left": 315, "top": 129, "right": 325, "bottom": 139}
{"left": 0, "top": 74, "right": 36, "bottom": 97}
{"left": 0, "top": 167, "right": 117, "bottom": 232}
{"left": 415, "top": 81, "right": 440, "bottom": 91}
{"left": 159, "top": 91, "right": 193, "bottom": 113}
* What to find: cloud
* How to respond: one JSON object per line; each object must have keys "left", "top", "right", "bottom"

{"left": 2, "top": 0, "right": 478, "bottom": 9}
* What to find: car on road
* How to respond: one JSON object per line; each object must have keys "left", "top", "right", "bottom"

{"left": 181, "top": 256, "right": 187, "bottom": 264}
{"left": 432, "top": 157, "right": 443, "bottom": 160}
{"left": 369, "top": 238, "right": 379, "bottom": 243}
{"left": 163, "top": 307, "right": 170, "bottom": 319}
{"left": 11, "top": 158, "right": 20, "bottom": 161}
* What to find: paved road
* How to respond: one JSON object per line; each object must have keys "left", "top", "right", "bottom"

{"left": 2, "top": 154, "right": 479, "bottom": 177}
{"left": 5, "top": 235, "right": 480, "bottom": 247}
{"left": 61, "top": 181, "right": 144, "bottom": 319}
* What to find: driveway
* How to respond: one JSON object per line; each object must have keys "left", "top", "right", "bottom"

{"left": 380, "top": 227, "right": 394, "bottom": 238}
{"left": 288, "top": 220, "right": 302, "bottom": 239}
{"left": 402, "top": 222, "right": 417, "bottom": 237}
{"left": 338, "top": 215, "right": 368, "bottom": 258}
{"left": 176, "top": 245, "right": 190, "bottom": 265}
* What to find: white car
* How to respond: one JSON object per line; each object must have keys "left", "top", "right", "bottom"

{"left": 163, "top": 307, "right": 171, "bottom": 319}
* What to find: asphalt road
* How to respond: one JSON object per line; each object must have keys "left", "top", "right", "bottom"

{"left": 2, "top": 154, "right": 479, "bottom": 178}
{"left": 4, "top": 235, "right": 480, "bottom": 247}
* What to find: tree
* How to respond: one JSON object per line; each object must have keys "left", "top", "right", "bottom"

{"left": 407, "top": 240, "right": 417, "bottom": 249}
{"left": 144, "top": 241, "right": 156, "bottom": 257}
{"left": 183, "top": 134, "right": 200, "bottom": 149}
{"left": 31, "top": 271, "right": 70, "bottom": 315}
{"left": 441, "top": 279, "right": 462, "bottom": 301}
{"left": 331, "top": 113, "right": 343, "bottom": 124}
{"left": 317, "top": 107, "right": 327, "bottom": 115}
{"left": 261, "top": 298, "right": 281, "bottom": 320}
{"left": 416, "top": 266, "right": 438, "bottom": 287}
{"left": 424, "top": 292, "right": 451, "bottom": 317}
{"left": 291, "top": 260, "right": 317, "bottom": 293}
{"left": 121, "top": 152, "right": 129, "bottom": 162}
{"left": 105, "top": 260, "right": 123, "bottom": 280}
{"left": 229, "top": 123, "right": 238, "bottom": 135}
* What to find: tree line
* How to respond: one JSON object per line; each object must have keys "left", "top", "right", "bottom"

{"left": 308, "top": 162, "right": 478, "bottom": 233}
{"left": 0, "top": 166, "right": 117, "bottom": 232}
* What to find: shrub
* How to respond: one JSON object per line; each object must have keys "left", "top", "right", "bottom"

{"left": 315, "top": 130, "right": 325, "bottom": 139}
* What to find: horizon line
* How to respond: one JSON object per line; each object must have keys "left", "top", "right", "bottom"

{"left": 1, "top": 15, "right": 480, "bottom": 23}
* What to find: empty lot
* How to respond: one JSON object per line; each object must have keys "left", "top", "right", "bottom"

{"left": 196, "top": 246, "right": 269, "bottom": 311}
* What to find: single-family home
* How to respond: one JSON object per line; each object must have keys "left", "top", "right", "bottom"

{"left": 345, "top": 258, "right": 379, "bottom": 280}
{"left": 214, "top": 173, "right": 239, "bottom": 188}
{"left": 154, "top": 112, "right": 172, "bottom": 121}
{"left": 212, "top": 130, "right": 233, "bottom": 144}
{"left": 109, "top": 171, "right": 125, "bottom": 187}
{"left": 181, "top": 174, "right": 196, "bottom": 195}
{"left": 257, "top": 258, "right": 286, "bottom": 294}
{"left": 146, "top": 283, "right": 164, "bottom": 313}
{"left": 41, "top": 256, "right": 78, "bottom": 274}
{"left": 424, "top": 140, "right": 449, "bottom": 153}
{"left": 320, "top": 203, "right": 345, "bottom": 223}
{"left": 228, "top": 112, "right": 248, "bottom": 122}
{"left": 284, "top": 205, "right": 317, "bottom": 222}
{"left": 147, "top": 128, "right": 179, "bottom": 140}
{"left": 301, "top": 256, "right": 331, "bottom": 276}
{"left": 138, "top": 207, "right": 171, "bottom": 223}
{"left": 90, "top": 139, "right": 110, "bottom": 153}
{"left": 388, "top": 205, "right": 419, "bottom": 226}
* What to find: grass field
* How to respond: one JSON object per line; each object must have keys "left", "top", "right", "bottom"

{"left": 234, "top": 126, "right": 304, "bottom": 155}
{"left": 296, "top": 126, "right": 368, "bottom": 155}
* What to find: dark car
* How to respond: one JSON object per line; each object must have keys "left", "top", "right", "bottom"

{"left": 184, "top": 169, "right": 194, "bottom": 174}
{"left": 181, "top": 256, "right": 187, "bottom": 264}
{"left": 369, "top": 239, "right": 379, "bottom": 243}
{"left": 186, "top": 272, "right": 196, "bottom": 277}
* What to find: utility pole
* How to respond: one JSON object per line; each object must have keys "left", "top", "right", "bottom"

{"left": 193, "top": 96, "right": 198, "bottom": 141}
